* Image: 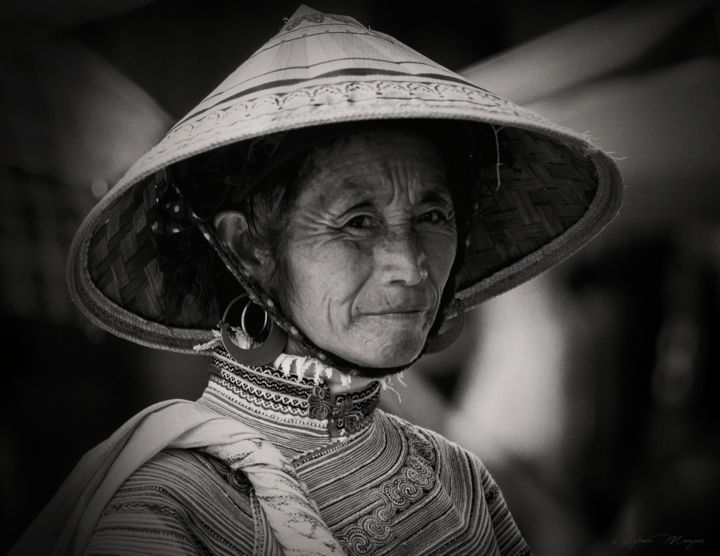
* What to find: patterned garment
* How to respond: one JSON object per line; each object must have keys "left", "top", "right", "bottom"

{"left": 88, "top": 353, "right": 531, "bottom": 555}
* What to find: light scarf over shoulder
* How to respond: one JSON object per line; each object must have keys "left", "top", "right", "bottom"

{"left": 10, "top": 399, "right": 344, "bottom": 556}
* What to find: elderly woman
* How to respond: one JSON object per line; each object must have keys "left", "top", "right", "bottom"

{"left": 12, "top": 5, "right": 622, "bottom": 556}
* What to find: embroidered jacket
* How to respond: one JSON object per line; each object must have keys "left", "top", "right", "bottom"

{"left": 87, "top": 354, "right": 531, "bottom": 555}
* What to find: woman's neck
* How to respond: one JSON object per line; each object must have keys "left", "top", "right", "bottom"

{"left": 282, "top": 338, "right": 386, "bottom": 395}
{"left": 273, "top": 351, "right": 376, "bottom": 395}
{"left": 201, "top": 348, "right": 384, "bottom": 449}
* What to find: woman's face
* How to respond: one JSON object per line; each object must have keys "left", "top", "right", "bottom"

{"left": 276, "top": 129, "right": 457, "bottom": 369}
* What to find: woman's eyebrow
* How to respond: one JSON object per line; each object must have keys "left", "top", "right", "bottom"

{"left": 419, "top": 188, "right": 454, "bottom": 206}
{"left": 327, "top": 180, "right": 374, "bottom": 206}
{"left": 321, "top": 186, "right": 374, "bottom": 215}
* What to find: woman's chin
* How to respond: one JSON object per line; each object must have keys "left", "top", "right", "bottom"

{"left": 299, "top": 318, "right": 431, "bottom": 374}
{"left": 337, "top": 336, "right": 426, "bottom": 373}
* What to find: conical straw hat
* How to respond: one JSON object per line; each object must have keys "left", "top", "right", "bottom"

{"left": 68, "top": 5, "right": 622, "bottom": 354}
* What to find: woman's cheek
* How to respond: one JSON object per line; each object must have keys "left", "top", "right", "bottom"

{"left": 425, "top": 232, "right": 457, "bottom": 281}
{"left": 323, "top": 237, "right": 374, "bottom": 278}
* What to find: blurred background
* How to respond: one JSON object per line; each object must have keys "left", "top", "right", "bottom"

{"left": 1, "top": 0, "right": 719, "bottom": 553}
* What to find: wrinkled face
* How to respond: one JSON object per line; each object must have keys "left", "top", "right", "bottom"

{"left": 276, "top": 130, "right": 457, "bottom": 370}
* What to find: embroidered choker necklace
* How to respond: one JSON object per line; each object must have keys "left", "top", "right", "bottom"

{"left": 208, "top": 347, "right": 382, "bottom": 437}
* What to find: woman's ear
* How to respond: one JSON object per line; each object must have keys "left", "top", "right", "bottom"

{"left": 213, "top": 210, "right": 266, "bottom": 278}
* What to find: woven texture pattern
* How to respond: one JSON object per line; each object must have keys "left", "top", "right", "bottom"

{"left": 457, "top": 128, "right": 596, "bottom": 293}
{"left": 87, "top": 174, "right": 167, "bottom": 323}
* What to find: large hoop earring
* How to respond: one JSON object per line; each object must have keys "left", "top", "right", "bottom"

{"left": 219, "top": 295, "right": 287, "bottom": 366}
{"left": 425, "top": 307, "right": 465, "bottom": 353}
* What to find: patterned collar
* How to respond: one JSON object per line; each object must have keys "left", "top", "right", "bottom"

{"left": 204, "top": 348, "right": 381, "bottom": 439}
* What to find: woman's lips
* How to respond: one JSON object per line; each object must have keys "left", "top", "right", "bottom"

{"left": 359, "top": 306, "right": 433, "bottom": 318}
{"left": 356, "top": 289, "right": 437, "bottom": 318}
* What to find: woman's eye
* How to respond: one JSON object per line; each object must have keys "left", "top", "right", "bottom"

{"left": 417, "top": 209, "right": 448, "bottom": 225}
{"left": 345, "top": 215, "right": 373, "bottom": 229}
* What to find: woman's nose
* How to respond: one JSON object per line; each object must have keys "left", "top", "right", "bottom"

{"left": 376, "top": 230, "right": 429, "bottom": 286}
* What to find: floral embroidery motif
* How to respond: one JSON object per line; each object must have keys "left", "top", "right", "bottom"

{"left": 333, "top": 398, "right": 363, "bottom": 434}
{"left": 308, "top": 384, "right": 331, "bottom": 420}
{"left": 485, "top": 484, "right": 500, "bottom": 504}
{"left": 307, "top": 385, "right": 372, "bottom": 435}
{"left": 338, "top": 429, "right": 437, "bottom": 554}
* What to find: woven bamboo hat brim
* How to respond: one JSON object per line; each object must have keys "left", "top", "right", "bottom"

{"left": 67, "top": 5, "right": 623, "bottom": 354}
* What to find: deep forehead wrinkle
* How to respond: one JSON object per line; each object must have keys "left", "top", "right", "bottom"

{"left": 334, "top": 177, "right": 451, "bottom": 210}
{"left": 296, "top": 130, "right": 451, "bottom": 213}
{"left": 320, "top": 158, "right": 449, "bottom": 211}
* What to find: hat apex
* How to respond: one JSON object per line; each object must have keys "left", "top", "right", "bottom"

{"left": 289, "top": 4, "right": 319, "bottom": 18}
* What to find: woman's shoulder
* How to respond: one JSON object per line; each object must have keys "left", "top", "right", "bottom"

{"left": 375, "top": 410, "right": 532, "bottom": 554}
{"left": 120, "top": 447, "right": 253, "bottom": 497}
{"left": 376, "top": 409, "right": 508, "bottom": 511}
{"left": 377, "top": 408, "right": 484, "bottom": 465}
{"left": 87, "top": 449, "right": 257, "bottom": 555}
